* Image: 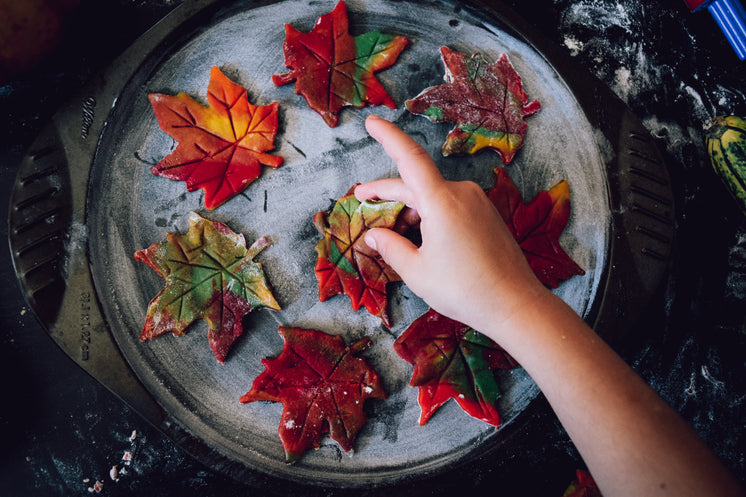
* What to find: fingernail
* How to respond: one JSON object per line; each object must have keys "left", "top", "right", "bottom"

{"left": 364, "top": 231, "right": 377, "bottom": 251}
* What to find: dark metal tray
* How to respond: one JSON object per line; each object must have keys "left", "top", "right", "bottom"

{"left": 8, "top": 0, "right": 674, "bottom": 493}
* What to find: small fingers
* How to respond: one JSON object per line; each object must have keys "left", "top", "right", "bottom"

{"left": 365, "top": 115, "right": 445, "bottom": 196}
{"left": 354, "top": 178, "right": 417, "bottom": 208}
{"left": 364, "top": 228, "right": 420, "bottom": 279}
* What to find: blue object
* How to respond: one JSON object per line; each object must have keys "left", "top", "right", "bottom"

{"left": 701, "top": 0, "right": 746, "bottom": 60}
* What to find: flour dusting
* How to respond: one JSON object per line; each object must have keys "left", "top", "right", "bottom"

{"left": 561, "top": 1, "right": 634, "bottom": 34}
{"left": 562, "top": 35, "right": 584, "bottom": 56}
{"left": 726, "top": 228, "right": 746, "bottom": 299}
{"left": 557, "top": 0, "right": 653, "bottom": 106}
{"left": 553, "top": 0, "right": 744, "bottom": 127}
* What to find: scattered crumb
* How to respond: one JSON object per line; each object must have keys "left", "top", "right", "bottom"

{"left": 87, "top": 480, "right": 104, "bottom": 493}
{"left": 563, "top": 36, "right": 584, "bottom": 56}
{"left": 80, "top": 428, "right": 141, "bottom": 492}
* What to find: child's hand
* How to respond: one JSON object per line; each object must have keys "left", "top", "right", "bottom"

{"left": 356, "top": 116, "right": 746, "bottom": 497}
{"left": 355, "top": 115, "right": 546, "bottom": 335}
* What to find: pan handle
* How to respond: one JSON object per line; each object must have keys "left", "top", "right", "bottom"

{"left": 8, "top": 118, "right": 166, "bottom": 426}
{"left": 7, "top": 0, "right": 226, "bottom": 428}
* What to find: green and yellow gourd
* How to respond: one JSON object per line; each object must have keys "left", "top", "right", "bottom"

{"left": 705, "top": 115, "right": 746, "bottom": 216}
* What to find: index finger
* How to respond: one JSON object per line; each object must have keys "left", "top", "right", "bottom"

{"left": 365, "top": 115, "right": 445, "bottom": 196}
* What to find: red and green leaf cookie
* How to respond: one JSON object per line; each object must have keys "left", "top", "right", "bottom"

{"left": 394, "top": 309, "right": 518, "bottom": 426}
{"left": 312, "top": 186, "right": 405, "bottom": 327}
{"left": 273, "top": 1, "right": 410, "bottom": 127}
{"left": 406, "top": 46, "right": 541, "bottom": 163}
{"left": 241, "top": 326, "right": 386, "bottom": 463}
{"left": 134, "top": 212, "right": 280, "bottom": 363}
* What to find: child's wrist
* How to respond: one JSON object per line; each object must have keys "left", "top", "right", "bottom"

{"left": 475, "top": 284, "right": 571, "bottom": 351}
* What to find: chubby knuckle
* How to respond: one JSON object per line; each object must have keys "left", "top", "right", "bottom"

{"left": 432, "top": 180, "right": 483, "bottom": 208}
{"left": 458, "top": 180, "right": 484, "bottom": 195}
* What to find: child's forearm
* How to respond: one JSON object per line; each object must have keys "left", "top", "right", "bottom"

{"left": 482, "top": 289, "right": 745, "bottom": 497}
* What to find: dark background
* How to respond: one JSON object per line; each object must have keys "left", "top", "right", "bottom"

{"left": 1, "top": 0, "right": 745, "bottom": 495}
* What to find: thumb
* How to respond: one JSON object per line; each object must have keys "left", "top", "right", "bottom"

{"left": 364, "top": 228, "right": 420, "bottom": 279}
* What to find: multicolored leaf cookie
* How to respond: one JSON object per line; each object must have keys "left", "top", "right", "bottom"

{"left": 148, "top": 66, "right": 283, "bottom": 209}
{"left": 406, "top": 46, "right": 541, "bottom": 163}
{"left": 312, "top": 186, "right": 405, "bottom": 327}
{"left": 240, "top": 326, "right": 387, "bottom": 463}
{"left": 272, "top": 1, "right": 410, "bottom": 127}
{"left": 394, "top": 308, "right": 518, "bottom": 426}
{"left": 134, "top": 212, "right": 280, "bottom": 364}
{"left": 486, "top": 167, "right": 585, "bottom": 288}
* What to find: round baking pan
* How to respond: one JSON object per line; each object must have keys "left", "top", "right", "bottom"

{"left": 8, "top": 0, "right": 674, "bottom": 494}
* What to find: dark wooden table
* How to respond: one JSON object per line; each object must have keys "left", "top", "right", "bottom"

{"left": 1, "top": 0, "right": 744, "bottom": 495}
